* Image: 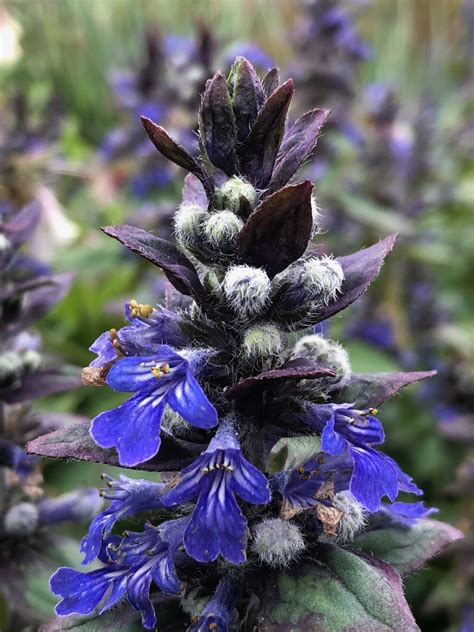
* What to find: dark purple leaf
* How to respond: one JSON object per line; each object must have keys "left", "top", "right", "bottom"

{"left": 238, "top": 180, "right": 313, "bottom": 276}
{"left": 182, "top": 173, "right": 208, "bottom": 207}
{"left": 267, "top": 108, "right": 330, "bottom": 193}
{"left": 230, "top": 57, "right": 265, "bottom": 142}
{"left": 335, "top": 370, "right": 437, "bottom": 408}
{"left": 226, "top": 358, "right": 335, "bottom": 400}
{"left": 2, "top": 200, "right": 41, "bottom": 246}
{"left": 141, "top": 116, "right": 213, "bottom": 196}
{"left": 0, "top": 367, "right": 82, "bottom": 404}
{"left": 26, "top": 421, "right": 198, "bottom": 472}
{"left": 102, "top": 224, "right": 206, "bottom": 302}
{"left": 312, "top": 234, "right": 398, "bottom": 324}
{"left": 261, "top": 67, "right": 280, "bottom": 97}
{"left": 350, "top": 519, "right": 463, "bottom": 576}
{"left": 199, "top": 72, "right": 237, "bottom": 175}
{"left": 256, "top": 545, "right": 419, "bottom": 631}
{"left": 239, "top": 79, "right": 294, "bottom": 187}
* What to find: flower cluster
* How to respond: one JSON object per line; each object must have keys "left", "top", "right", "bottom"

{"left": 0, "top": 200, "right": 101, "bottom": 626}
{"left": 31, "top": 57, "right": 461, "bottom": 630}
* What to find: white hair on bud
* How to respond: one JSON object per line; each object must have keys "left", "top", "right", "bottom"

{"left": 203, "top": 210, "right": 243, "bottom": 254}
{"left": 242, "top": 323, "right": 282, "bottom": 365}
{"left": 223, "top": 265, "right": 271, "bottom": 319}
{"left": 218, "top": 176, "right": 258, "bottom": 214}
{"left": 292, "top": 334, "right": 351, "bottom": 388}
{"left": 301, "top": 256, "right": 344, "bottom": 306}
{"left": 252, "top": 518, "right": 305, "bottom": 568}
{"left": 22, "top": 349, "right": 42, "bottom": 373}
{"left": 173, "top": 203, "right": 209, "bottom": 254}
{"left": 161, "top": 405, "right": 193, "bottom": 437}
{"left": 333, "top": 491, "right": 367, "bottom": 543}
{"left": 3, "top": 502, "right": 39, "bottom": 536}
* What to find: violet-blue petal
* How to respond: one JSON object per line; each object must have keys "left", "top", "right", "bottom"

{"left": 167, "top": 368, "right": 218, "bottom": 429}
{"left": 90, "top": 389, "right": 166, "bottom": 467}
{"left": 350, "top": 446, "right": 399, "bottom": 511}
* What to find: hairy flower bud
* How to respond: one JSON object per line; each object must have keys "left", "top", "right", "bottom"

{"left": 22, "top": 349, "right": 42, "bottom": 373}
{"left": 203, "top": 210, "right": 243, "bottom": 255}
{"left": 275, "top": 256, "right": 344, "bottom": 315}
{"left": 242, "top": 323, "right": 282, "bottom": 369}
{"left": 173, "top": 203, "right": 209, "bottom": 257}
{"left": 292, "top": 334, "right": 351, "bottom": 388}
{"left": 332, "top": 491, "right": 367, "bottom": 543}
{"left": 0, "top": 351, "right": 24, "bottom": 389}
{"left": 223, "top": 265, "right": 271, "bottom": 319}
{"left": 215, "top": 176, "right": 258, "bottom": 216}
{"left": 3, "top": 502, "right": 39, "bottom": 536}
{"left": 252, "top": 518, "right": 305, "bottom": 568}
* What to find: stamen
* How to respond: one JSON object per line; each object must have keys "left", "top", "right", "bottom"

{"left": 369, "top": 408, "right": 378, "bottom": 415}
{"left": 128, "top": 299, "right": 154, "bottom": 319}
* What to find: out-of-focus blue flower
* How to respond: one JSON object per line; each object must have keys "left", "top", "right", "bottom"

{"left": 161, "top": 418, "right": 270, "bottom": 563}
{"left": 301, "top": 403, "right": 422, "bottom": 511}
{"left": 90, "top": 345, "right": 218, "bottom": 466}
{"left": 0, "top": 439, "right": 38, "bottom": 479}
{"left": 51, "top": 519, "right": 187, "bottom": 629}
{"left": 80, "top": 475, "right": 165, "bottom": 564}
{"left": 38, "top": 488, "right": 103, "bottom": 526}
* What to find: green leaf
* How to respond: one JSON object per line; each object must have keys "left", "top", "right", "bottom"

{"left": 268, "top": 436, "right": 321, "bottom": 473}
{"left": 349, "top": 519, "right": 463, "bottom": 576}
{"left": 256, "top": 544, "right": 419, "bottom": 631}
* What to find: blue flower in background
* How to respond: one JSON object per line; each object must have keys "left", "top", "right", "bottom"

{"left": 301, "top": 403, "right": 422, "bottom": 511}
{"left": 90, "top": 345, "right": 218, "bottom": 466}
{"left": 51, "top": 519, "right": 187, "bottom": 629}
{"left": 161, "top": 418, "right": 270, "bottom": 563}
{"left": 80, "top": 475, "right": 165, "bottom": 564}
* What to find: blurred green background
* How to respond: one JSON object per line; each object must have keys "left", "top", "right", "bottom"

{"left": 1, "top": 0, "right": 473, "bottom": 630}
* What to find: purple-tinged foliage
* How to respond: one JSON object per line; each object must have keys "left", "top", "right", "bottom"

{"left": 30, "top": 57, "right": 459, "bottom": 631}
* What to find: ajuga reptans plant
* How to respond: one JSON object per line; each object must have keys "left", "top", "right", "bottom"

{"left": 29, "top": 58, "right": 463, "bottom": 631}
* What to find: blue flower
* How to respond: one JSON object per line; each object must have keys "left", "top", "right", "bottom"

{"left": 80, "top": 475, "right": 165, "bottom": 564}
{"left": 51, "top": 519, "right": 187, "bottom": 630}
{"left": 380, "top": 501, "right": 438, "bottom": 526}
{"left": 89, "top": 303, "right": 185, "bottom": 368}
{"left": 90, "top": 345, "right": 218, "bottom": 466}
{"left": 301, "top": 403, "right": 422, "bottom": 511}
{"left": 38, "top": 488, "right": 103, "bottom": 526}
{"left": 189, "top": 577, "right": 236, "bottom": 631}
{"left": 276, "top": 452, "right": 353, "bottom": 519}
{"left": 161, "top": 418, "right": 270, "bottom": 563}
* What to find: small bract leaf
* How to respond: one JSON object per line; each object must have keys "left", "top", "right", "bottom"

{"left": 349, "top": 519, "right": 463, "bottom": 576}
{"left": 261, "top": 67, "right": 280, "bottom": 97}
{"left": 199, "top": 72, "right": 237, "bottom": 175}
{"left": 26, "top": 421, "right": 197, "bottom": 472}
{"left": 256, "top": 545, "right": 419, "bottom": 631}
{"left": 311, "top": 234, "right": 398, "bottom": 325}
{"left": 268, "top": 108, "right": 330, "bottom": 193}
{"left": 141, "top": 116, "right": 213, "bottom": 196}
{"left": 237, "top": 181, "right": 313, "bottom": 276}
{"left": 229, "top": 57, "right": 265, "bottom": 142}
{"left": 102, "top": 224, "right": 206, "bottom": 303}
{"left": 335, "top": 370, "right": 437, "bottom": 408}
{"left": 239, "top": 79, "right": 294, "bottom": 187}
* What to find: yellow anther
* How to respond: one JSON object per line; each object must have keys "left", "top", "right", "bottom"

{"left": 298, "top": 466, "right": 305, "bottom": 475}
{"left": 209, "top": 624, "right": 217, "bottom": 630}
{"left": 151, "top": 366, "right": 162, "bottom": 378}
{"left": 129, "top": 299, "right": 138, "bottom": 308}
{"left": 225, "top": 466, "right": 234, "bottom": 473}
{"left": 370, "top": 408, "right": 378, "bottom": 415}
{"left": 317, "top": 455, "right": 325, "bottom": 465}
{"left": 109, "top": 328, "right": 118, "bottom": 340}
{"left": 161, "top": 362, "right": 171, "bottom": 374}
{"left": 191, "top": 615, "right": 199, "bottom": 623}
{"left": 112, "top": 338, "right": 120, "bottom": 349}
{"left": 139, "top": 304, "right": 154, "bottom": 318}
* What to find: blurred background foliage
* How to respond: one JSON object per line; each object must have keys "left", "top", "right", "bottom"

{"left": 1, "top": 0, "right": 473, "bottom": 630}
